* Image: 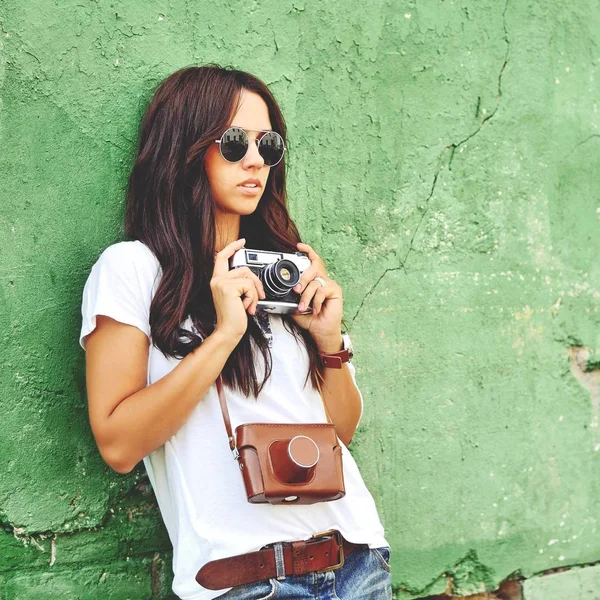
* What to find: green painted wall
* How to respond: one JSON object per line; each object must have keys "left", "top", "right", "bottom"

{"left": 1, "top": 0, "right": 598, "bottom": 598}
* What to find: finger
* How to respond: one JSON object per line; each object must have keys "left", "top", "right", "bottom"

{"left": 293, "top": 266, "right": 315, "bottom": 295}
{"left": 295, "top": 266, "right": 328, "bottom": 295}
{"left": 296, "top": 242, "right": 321, "bottom": 263}
{"left": 231, "top": 280, "right": 257, "bottom": 314}
{"left": 312, "top": 287, "right": 329, "bottom": 314}
{"left": 247, "top": 291, "right": 258, "bottom": 315}
{"left": 213, "top": 238, "right": 246, "bottom": 277}
{"left": 294, "top": 243, "right": 325, "bottom": 294}
{"left": 312, "top": 284, "right": 341, "bottom": 314}
{"left": 228, "top": 267, "right": 266, "bottom": 299}
{"left": 223, "top": 276, "right": 256, "bottom": 312}
{"left": 246, "top": 282, "right": 259, "bottom": 314}
{"left": 297, "top": 279, "right": 322, "bottom": 313}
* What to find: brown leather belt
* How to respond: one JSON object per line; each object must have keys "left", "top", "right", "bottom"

{"left": 195, "top": 530, "right": 365, "bottom": 590}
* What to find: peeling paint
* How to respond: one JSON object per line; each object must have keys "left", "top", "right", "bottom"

{"left": 569, "top": 346, "right": 600, "bottom": 431}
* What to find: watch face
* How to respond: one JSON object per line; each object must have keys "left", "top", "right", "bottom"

{"left": 342, "top": 333, "right": 354, "bottom": 359}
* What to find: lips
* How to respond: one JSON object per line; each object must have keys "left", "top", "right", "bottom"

{"left": 238, "top": 178, "right": 261, "bottom": 188}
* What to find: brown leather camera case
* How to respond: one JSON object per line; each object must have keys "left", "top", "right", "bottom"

{"left": 216, "top": 376, "right": 346, "bottom": 505}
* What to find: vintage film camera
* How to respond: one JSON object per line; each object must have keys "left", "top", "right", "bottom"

{"left": 229, "top": 248, "right": 313, "bottom": 314}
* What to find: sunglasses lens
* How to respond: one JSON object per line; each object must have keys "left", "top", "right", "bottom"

{"left": 220, "top": 127, "right": 248, "bottom": 162}
{"left": 259, "top": 131, "right": 285, "bottom": 166}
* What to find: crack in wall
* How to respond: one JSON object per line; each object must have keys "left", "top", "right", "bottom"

{"left": 407, "top": 0, "right": 510, "bottom": 267}
{"left": 566, "top": 133, "right": 600, "bottom": 159}
{"left": 349, "top": 265, "right": 404, "bottom": 329}
{"left": 447, "top": 0, "right": 510, "bottom": 171}
{"left": 350, "top": 0, "right": 510, "bottom": 330}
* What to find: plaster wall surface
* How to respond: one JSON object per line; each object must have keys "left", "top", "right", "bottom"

{"left": 0, "top": 0, "right": 598, "bottom": 598}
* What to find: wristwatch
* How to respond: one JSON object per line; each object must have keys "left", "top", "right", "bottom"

{"left": 319, "top": 332, "right": 354, "bottom": 369}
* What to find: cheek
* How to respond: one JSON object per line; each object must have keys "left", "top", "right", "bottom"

{"left": 204, "top": 147, "right": 221, "bottom": 184}
{"left": 205, "top": 153, "right": 233, "bottom": 194}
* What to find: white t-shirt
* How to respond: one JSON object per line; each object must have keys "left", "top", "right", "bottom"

{"left": 79, "top": 240, "right": 388, "bottom": 600}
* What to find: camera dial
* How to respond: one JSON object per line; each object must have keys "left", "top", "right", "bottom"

{"left": 269, "top": 435, "right": 320, "bottom": 484}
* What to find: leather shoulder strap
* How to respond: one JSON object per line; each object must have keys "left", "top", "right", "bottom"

{"left": 216, "top": 375, "right": 236, "bottom": 453}
{"left": 215, "top": 370, "right": 334, "bottom": 452}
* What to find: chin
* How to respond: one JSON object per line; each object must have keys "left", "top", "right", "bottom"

{"left": 237, "top": 206, "right": 259, "bottom": 216}
{"left": 216, "top": 192, "right": 263, "bottom": 216}
{"left": 234, "top": 198, "right": 262, "bottom": 215}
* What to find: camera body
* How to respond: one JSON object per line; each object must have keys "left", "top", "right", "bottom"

{"left": 229, "top": 248, "right": 312, "bottom": 314}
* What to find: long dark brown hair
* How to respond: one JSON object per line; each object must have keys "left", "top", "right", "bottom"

{"left": 124, "top": 64, "right": 324, "bottom": 397}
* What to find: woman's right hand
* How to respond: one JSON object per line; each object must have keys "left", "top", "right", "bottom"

{"left": 210, "top": 238, "right": 266, "bottom": 341}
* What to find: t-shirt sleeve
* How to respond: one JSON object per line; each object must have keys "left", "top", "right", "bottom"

{"left": 79, "top": 242, "right": 155, "bottom": 351}
{"left": 346, "top": 359, "right": 364, "bottom": 428}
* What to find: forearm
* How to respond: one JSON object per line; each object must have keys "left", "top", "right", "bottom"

{"left": 107, "top": 329, "right": 239, "bottom": 473}
{"left": 316, "top": 334, "right": 362, "bottom": 446}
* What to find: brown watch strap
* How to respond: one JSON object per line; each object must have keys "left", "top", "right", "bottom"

{"left": 319, "top": 349, "right": 350, "bottom": 369}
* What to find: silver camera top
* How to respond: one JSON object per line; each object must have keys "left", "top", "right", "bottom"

{"left": 230, "top": 248, "right": 311, "bottom": 272}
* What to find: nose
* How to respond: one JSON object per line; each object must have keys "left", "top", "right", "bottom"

{"left": 242, "top": 136, "right": 265, "bottom": 169}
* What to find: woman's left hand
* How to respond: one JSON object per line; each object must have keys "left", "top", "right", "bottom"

{"left": 290, "top": 242, "right": 343, "bottom": 349}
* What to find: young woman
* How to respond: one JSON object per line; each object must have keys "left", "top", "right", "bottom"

{"left": 80, "top": 65, "right": 391, "bottom": 599}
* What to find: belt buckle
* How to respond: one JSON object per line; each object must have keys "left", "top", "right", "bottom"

{"left": 311, "top": 529, "right": 345, "bottom": 572}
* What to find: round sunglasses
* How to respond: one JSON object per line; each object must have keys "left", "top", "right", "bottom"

{"left": 214, "top": 126, "right": 286, "bottom": 167}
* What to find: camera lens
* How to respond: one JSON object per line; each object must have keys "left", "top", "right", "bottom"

{"left": 260, "top": 259, "right": 300, "bottom": 298}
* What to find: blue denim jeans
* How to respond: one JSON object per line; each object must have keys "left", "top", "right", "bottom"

{"left": 215, "top": 544, "right": 392, "bottom": 599}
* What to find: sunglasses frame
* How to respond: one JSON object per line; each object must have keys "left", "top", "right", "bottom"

{"left": 214, "top": 126, "right": 286, "bottom": 167}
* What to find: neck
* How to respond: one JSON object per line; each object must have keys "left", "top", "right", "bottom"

{"left": 214, "top": 210, "right": 241, "bottom": 253}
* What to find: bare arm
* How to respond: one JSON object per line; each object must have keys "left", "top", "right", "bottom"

{"left": 316, "top": 334, "right": 362, "bottom": 447}
{"left": 85, "top": 237, "right": 264, "bottom": 474}
{"left": 85, "top": 316, "right": 240, "bottom": 474}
